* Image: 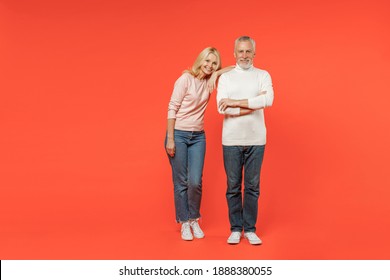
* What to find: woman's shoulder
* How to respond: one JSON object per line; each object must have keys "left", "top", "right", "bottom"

{"left": 180, "top": 72, "right": 196, "bottom": 80}
{"left": 176, "top": 72, "right": 195, "bottom": 84}
{"left": 174, "top": 72, "right": 194, "bottom": 88}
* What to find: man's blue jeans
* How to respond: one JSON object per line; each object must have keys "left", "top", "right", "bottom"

{"left": 166, "top": 129, "right": 206, "bottom": 223}
{"left": 223, "top": 145, "right": 265, "bottom": 232}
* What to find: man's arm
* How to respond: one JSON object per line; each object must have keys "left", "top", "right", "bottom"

{"left": 216, "top": 74, "right": 241, "bottom": 116}
{"left": 234, "top": 108, "right": 256, "bottom": 116}
{"left": 218, "top": 91, "right": 266, "bottom": 112}
{"left": 218, "top": 71, "right": 274, "bottom": 112}
{"left": 248, "top": 72, "right": 274, "bottom": 109}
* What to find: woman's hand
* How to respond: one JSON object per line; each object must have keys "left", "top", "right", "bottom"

{"left": 207, "top": 72, "right": 218, "bottom": 93}
{"left": 166, "top": 138, "right": 176, "bottom": 157}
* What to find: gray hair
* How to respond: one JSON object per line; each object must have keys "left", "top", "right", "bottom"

{"left": 234, "top": 36, "right": 256, "bottom": 52}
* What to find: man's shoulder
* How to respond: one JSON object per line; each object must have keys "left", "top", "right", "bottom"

{"left": 220, "top": 67, "right": 240, "bottom": 80}
{"left": 252, "top": 67, "right": 270, "bottom": 76}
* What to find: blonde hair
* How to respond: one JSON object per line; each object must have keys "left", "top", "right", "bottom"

{"left": 184, "top": 47, "right": 221, "bottom": 78}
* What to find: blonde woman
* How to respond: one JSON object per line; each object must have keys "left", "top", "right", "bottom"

{"left": 166, "top": 47, "right": 233, "bottom": 241}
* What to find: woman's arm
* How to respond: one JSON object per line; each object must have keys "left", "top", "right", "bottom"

{"left": 166, "top": 118, "right": 176, "bottom": 157}
{"left": 207, "top": 65, "right": 235, "bottom": 92}
{"left": 166, "top": 74, "right": 189, "bottom": 157}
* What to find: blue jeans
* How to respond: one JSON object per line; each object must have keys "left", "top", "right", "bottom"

{"left": 223, "top": 145, "right": 265, "bottom": 232}
{"left": 166, "top": 129, "right": 206, "bottom": 223}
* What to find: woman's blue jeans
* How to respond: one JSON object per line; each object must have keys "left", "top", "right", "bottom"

{"left": 223, "top": 145, "right": 265, "bottom": 232}
{"left": 166, "top": 129, "right": 206, "bottom": 223}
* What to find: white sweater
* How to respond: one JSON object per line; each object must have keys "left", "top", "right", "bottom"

{"left": 216, "top": 64, "right": 274, "bottom": 146}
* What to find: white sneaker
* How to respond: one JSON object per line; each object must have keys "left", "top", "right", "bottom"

{"left": 190, "top": 220, "right": 205, "bottom": 238}
{"left": 181, "top": 222, "right": 193, "bottom": 241}
{"left": 227, "top": 231, "right": 242, "bottom": 244}
{"left": 244, "top": 232, "right": 262, "bottom": 245}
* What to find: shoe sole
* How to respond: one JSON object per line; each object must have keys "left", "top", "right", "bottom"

{"left": 245, "top": 237, "right": 262, "bottom": 245}
{"left": 227, "top": 239, "right": 241, "bottom": 244}
{"left": 182, "top": 236, "right": 193, "bottom": 241}
{"left": 248, "top": 241, "right": 262, "bottom": 245}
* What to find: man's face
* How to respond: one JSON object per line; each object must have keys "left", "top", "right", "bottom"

{"left": 234, "top": 40, "right": 255, "bottom": 69}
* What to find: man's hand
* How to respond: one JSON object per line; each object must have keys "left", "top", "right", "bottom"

{"left": 219, "top": 98, "right": 239, "bottom": 112}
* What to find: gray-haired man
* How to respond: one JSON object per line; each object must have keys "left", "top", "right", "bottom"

{"left": 217, "top": 36, "right": 274, "bottom": 245}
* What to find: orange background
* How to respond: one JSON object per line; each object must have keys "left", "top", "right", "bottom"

{"left": 1, "top": 0, "right": 390, "bottom": 259}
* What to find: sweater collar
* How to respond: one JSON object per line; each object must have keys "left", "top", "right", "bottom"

{"left": 235, "top": 63, "right": 254, "bottom": 72}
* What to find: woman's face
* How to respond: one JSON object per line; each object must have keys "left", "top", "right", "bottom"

{"left": 200, "top": 53, "right": 218, "bottom": 76}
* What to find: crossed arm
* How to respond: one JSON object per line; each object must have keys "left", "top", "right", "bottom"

{"left": 216, "top": 72, "right": 274, "bottom": 117}
{"left": 218, "top": 91, "right": 267, "bottom": 116}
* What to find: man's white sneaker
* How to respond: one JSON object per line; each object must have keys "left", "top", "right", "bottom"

{"left": 227, "top": 231, "right": 242, "bottom": 244}
{"left": 181, "top": 222, "right": 193, "bottom": 241}
{"left": 244, "top": 232, "right": 262, "bottom": 245}
{"left": 190, "top": 220, "right": 205, "bottom": 238}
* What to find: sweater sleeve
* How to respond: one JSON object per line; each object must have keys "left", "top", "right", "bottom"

{"left": 167, "top": 74, "right": 189, "bottom": 119}
{"left": 216, "top": 74, "right": 240, "bottom": 115}
{"left": 247, "top": 71, "right": 274, "bottom": 109}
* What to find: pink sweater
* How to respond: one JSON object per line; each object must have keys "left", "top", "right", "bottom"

{"left": 167, "top": 73, "right": 210, "bottom": 131}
